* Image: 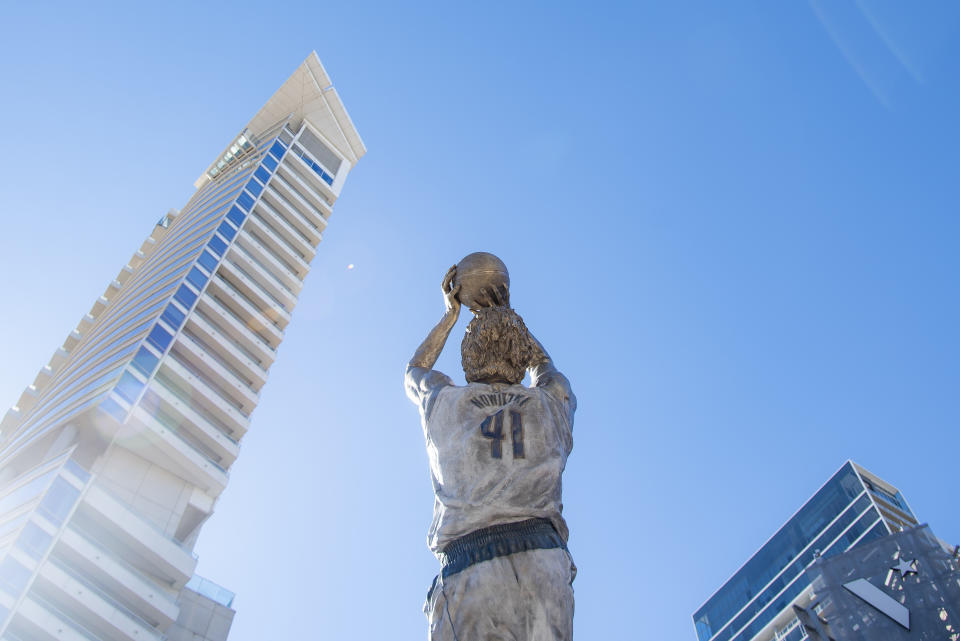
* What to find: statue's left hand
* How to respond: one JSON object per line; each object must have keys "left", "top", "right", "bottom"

{"left": 442, "top": 265, "right": 461, "bottom": 317}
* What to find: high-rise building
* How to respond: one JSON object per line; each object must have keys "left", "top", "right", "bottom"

{"left": 693, "top": 461, "right": 920, "bottom": 641}
{"left": 0, "top": 52, "right": 364, "bottom": 641}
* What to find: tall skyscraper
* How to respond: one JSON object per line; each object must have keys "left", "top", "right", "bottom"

{"left": 0, "top": 52, "right": 364, "bottom": 641}
{"left": 693, "top": 461, "right": 919, "bottom": 641}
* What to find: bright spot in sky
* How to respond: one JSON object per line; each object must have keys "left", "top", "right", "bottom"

{"left": 347, "top": 264, "right": 355, "bottom": 270}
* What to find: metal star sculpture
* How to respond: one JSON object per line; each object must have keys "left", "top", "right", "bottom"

{"left": 892, "top": 557, "right": 918, "bottom": 578}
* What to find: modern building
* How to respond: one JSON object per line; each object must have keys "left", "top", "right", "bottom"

{"left": 693, "top": 461, "right": 920, "bottom": 641}
{"left": 796, "top": 524, "right": 960, "bottom": 640}
{"left": 0, "top": 52, "right": 365, "bottom": 641}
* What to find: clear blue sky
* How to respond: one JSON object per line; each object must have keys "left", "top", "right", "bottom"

{"left": 1, "top": 2, "right": 959, "bottom": 639}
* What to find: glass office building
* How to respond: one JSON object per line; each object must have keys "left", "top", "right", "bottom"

{"left": 0, "top": 52, "right": 364, "bottom": 641}
{"left": 693, "top": 461, "right": 919, "bottom": 641}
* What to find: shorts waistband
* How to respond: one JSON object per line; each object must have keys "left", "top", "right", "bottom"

{"left": 437, "top": 518, "right": 566, "bottom": 578}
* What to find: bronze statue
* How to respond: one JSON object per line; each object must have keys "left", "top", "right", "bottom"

{"left": 405, "top": 253, "right": 577, "bottom": 640}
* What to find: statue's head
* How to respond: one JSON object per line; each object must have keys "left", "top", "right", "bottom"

{"left": 461, "top": 306, "right": 535, "bottom": 385}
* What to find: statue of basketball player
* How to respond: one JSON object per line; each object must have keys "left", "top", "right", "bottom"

{"left": 405, "top": 254, "right": 577, "bottom": 641}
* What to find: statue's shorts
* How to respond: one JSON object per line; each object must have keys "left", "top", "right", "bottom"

{"left": 425, "top": 519, "right": 576, "bottom": 641}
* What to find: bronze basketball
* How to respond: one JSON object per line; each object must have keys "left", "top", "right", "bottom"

{"left": 454, "top": 252, "right": 510, "bottom": 311}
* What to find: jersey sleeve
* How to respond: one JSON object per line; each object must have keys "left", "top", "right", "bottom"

{"left": 530, "top": 361, "right": 577, "bottom": 426}
{"left": 405, "top": 365, "right": 455, "bottom": 420}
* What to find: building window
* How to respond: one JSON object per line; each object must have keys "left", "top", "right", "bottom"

{"left": 161, "top": 303, "right": 186, "bottom": 331}
{"left": 115, "top": 371, "right": 145, "bottom": 404}
{"left": 147, "top": 324, "right": 174, "bottom": 352}
{"left": 15, "top": 521, "right": 53, "bottom": 560}
{"left": 226, "top": 206, "right": 246, "bottom": 228}
{"left": 174, "top": 284, "right": 198, "bottom": 309}
{"left": 236, "top": 190, "right": 255, "bottom": 212}
{"left": 0, "top": 557, "right": 31, "bottom": 597}
{"left": 37, "top": 477, "right": 80, "bottom": 526}
{"left": 100, "top": 396, "right": 128, "bottom": 422}
{"left": 208, "top": 234, "right": 228, "bottom": 257}
{"left": 217, "top": 221, "right": 237, "bottom": 242}
{"left": 186, "top": 267, "right": 208, "bottom": 291}
{"left": 131, "top": 346, "right": 160, "bottom": 377}
{"left": 198, "top": 250, "right": 219, "bottom": 274}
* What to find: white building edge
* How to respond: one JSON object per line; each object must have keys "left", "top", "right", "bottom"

{"left": 0, "top": 52, "right": 364, "bottom": 641}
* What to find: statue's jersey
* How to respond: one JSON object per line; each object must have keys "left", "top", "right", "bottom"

{"left": 406, "top": 366, "right": 575, "bottom": 555}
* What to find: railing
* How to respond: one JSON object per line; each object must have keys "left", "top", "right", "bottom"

{"left": 233, "top": 234, "right": 297, "bottom": 299}
{"left": 232, "top": 238, "right": 297, "bottom": 296}
{"left": 249, "top": 211, "right": 309, "bottom": 262}
{"left": 242, "top": 226, "right": 304, "bottom": 277}
{"left": 179, "top": 326, "right": 256, "bottom": 390}
{"left": 204, "top": 292, "right": 277, "bottom": 352}
{"left": 263, "top": 184, "right": 321, "bottom": 238}
{"left": 145, "top": 405, "right": 229, "bottom": 473}
{"left": 67, "top": 523, "right": 179, "bottom": 609}
{"left": 153, "top": 370, "right": 242, "bottom": 438}
{"left": 164, "top": 351, "right": 247, "bottom": 416}
{"left": 190, "top": 308, "right": 269, "bottom": 372}
{"left": 254, "top": 199, "right": 313, "bottom": 248}
{"left": 223, "top": 260, "right": 290, "bottom": 313}
{"left": 214, "top": 273, "right": 284, "bottom": 330}
{"left": 48, "top": 558, "right": 165, "bottom": 638}
{"left": 28, "top": 592, "right": 108, "bottom": 641}
{"left": 271, "top": 174, "right": 326, "bottom": 229}
{"left": 185, "top": 575, "right": 235, "bottom": 608}
{"left": 289, "top": 144, "right": 335, "bottom": 189}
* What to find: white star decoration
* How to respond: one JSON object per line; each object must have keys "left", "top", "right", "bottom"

{"left": 892, "top": 557, "right": 917, "bottom": 578}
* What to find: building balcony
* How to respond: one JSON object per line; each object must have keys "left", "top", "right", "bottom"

{"left": 169, "top": 333, "right": 260, "bottom": 415}
{"left": 10, "top": 594, "right": 98, "bottom": 641}
{"left": 143, "top": 380, "right": 242, "bottom": 459}
{"left": 129, "top": 251, "right": 146, "bottom": 270}
{"left": 283, "top": 142, "right": 338, "bottom": 204}
{"left": 261, "top": 187, "right": 322, "bottom": 247}
{"left": 216, "top": 260, "right": 292, "bottom": 330}
{"left": 252, "top": 201, "right": 316, "bottom": 262}
{"left": 119, "top": 404, "right": 229, "bottom": 493}
{"left": 115, "top": 265, "right": 135, "bottom": 286}
{"left": 76, "top": 315, "right": 95, "bottom": 335}
{"left": 184, "top": 312, "right": 268, "bottom": 391}
{"left": 204, "top": 277, "right": 284, "bottom": 349}
{"left": 276, "top": 160, "right": 333, "bottom": 220}
{"left": 32, "top": 560, "right": 165, "bottom": 641}
{"left": 236, "top": 229, "right": 304, "bottom": 294}
{"left": 73, "top": 484, "right": 197, "bottom": 587}
{"left": 225, "top": 243, "right": 298, "bottom": 311}
{"left": 63, "top": 330, "right": 82, "bottom": 352}
{"left": 15, "top": 387, "right": 39, "bottom": 413}
{"left": 195, "top": 294, "right": 276, "bottom": 369}
{"left": 268, "top": 173, "right": 328, "bottom": 237}
{"left": 56, "top": 526, "right": 179, "bottom": 629}
{"left": 49, "top": 348, "right": 69, "bottom": 371}
{"left": 245, "top": 212, "right": 311, "bottom": 277}
{"left": 155, "top": 356, "right": 250, "bottom": 439}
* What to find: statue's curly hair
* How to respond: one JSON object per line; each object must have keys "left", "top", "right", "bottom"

{"left": 461, "top": 306, "right": 535, "bottom": 384}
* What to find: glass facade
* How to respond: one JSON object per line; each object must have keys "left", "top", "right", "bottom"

{"left": 694, "top": 462, "right": 913, "bottom": 641}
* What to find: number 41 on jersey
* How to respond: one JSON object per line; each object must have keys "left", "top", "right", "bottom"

{"left": 479, "top": 409, "right": 524, "bottom": 459}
